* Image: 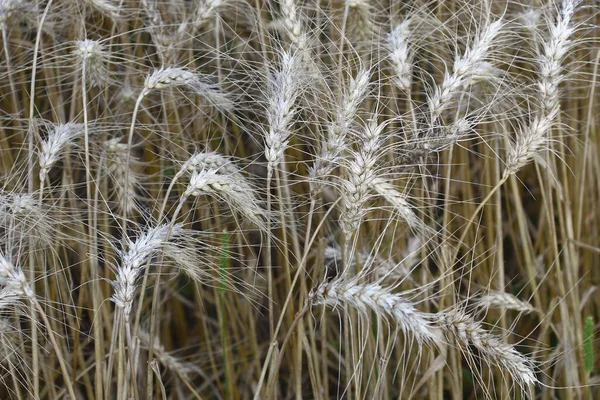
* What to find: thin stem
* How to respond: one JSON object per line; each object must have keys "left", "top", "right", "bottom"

{"left": 266, "top": 169, "right": 274, "bottom": 340}
{"left": 123, "top": 92, "right": 145, "bottom": 236}
{"left": 27, "top": 2, "right": 54, "bottom": 397}
{"left": 254, "top": 198, "right": 340, "bottom": 398}
{"left": 30, "top": 296, "right": 77, "bottom": 399}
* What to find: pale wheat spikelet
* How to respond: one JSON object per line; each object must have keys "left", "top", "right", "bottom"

{"left": 504, "top": 107, "right": 558, "bottom": 175}
{"left": 477, "top": 291, "right": 536, "bottom": 314}
{"left": 0, "top": 254, "right": 33, "bottom": 299}
{"left": 400, "top": 118, "right": 473, "bottom": 166}
{"left": 344, "top": 0, "right": 376, "bottom": 43}
{"left": 163, "top": 151, "right": 251, "bottom": 207}
{"left": 138, "top": 329, "right": 198, "bottom": 379}
{"left": 0, "top": 288, "right": 22, "bottom": 310}
{"left": 309, "top": 126, "right": 345, "bottom": 195}
{"left": 310, "top": 69, "right": 370, "bottom": 192}
{"left": 141, "top": 0, "right": 185, "bottom": 65}
{"left": 83, "top": 0, "right": 122, "bottom": 20}
{"left": 111, "top": 224, "right": 184, "bottom": 318}
{"left": 143, "top": 68, "right": 233, "bottom": 113}
{"left": 370, "top": 178, "right": 431, "bottom": 235}
{"left": 0, "top": 253, "right": 76, "bottom": 396}
{"left": 504, "top": 1, "right": 580, "bottom": 177}
{"left": 104, "top": 137, "right": 140, "bottom": 215}
{"left": 184, "top": 169, "right": 266, "bottom": 230}
{"left": 339, "top": 119, "right": 387, "bottom": 240}
{"left": 264, "top": 52, "right": 303, "bottom": 178}
{"left": 139, "top": 0, "right": 163, "bottom": 26}
{"left": 74, "top": 39, "right": 111, "bottom": 87}
{"left": 336, "top": 69, "right": 370, "bottom": 135}
{"left": 0, "top": 0, "right": 25, "bottom": 28}
{"left": 144, "top": 67, "right": 197, "bottom": 93}
{"left": 393, "top": 116, "right": 476, "bottom": 166}
{"left": 151, "top": 24, "right": 188, "bottom": 66}
{"left": 437, "top": 309, "right": 537, "bottom": 389}
{"left": 38, "top": 123, "right": 84, "bottom": 183}
{"left": 537, "top": 0, "right": 581, "bottom": 114}
{"left": 183, "top": 151, "right": 243, "bottom": 178}
{"left": 180, "top": 151, "right": 253, "bottom": 193}
{"left": 428, "top": 19, "right": 503, "bottom": 120}
{"left": 193, "top": 0, "right": 228, "bottom": 30}
{"left": 422, "top": 117, "right": 473, "bottom": 152}
{"left": 519, "top": 9, "right": 542, "bottom": 33}
{"left": 386, "top": 20, "right": 412, "bottom": 90}
{"left": 0, "top": 192, "right": 53, "bottom": 246}
{"left": 279, "top": 0, "right": 308, "bottom": 50}
{"left": 309, "top": 278, "right": 439, "bottom": 346}
{"left": 324, "top": 238, "right": 420, "bottom": 283}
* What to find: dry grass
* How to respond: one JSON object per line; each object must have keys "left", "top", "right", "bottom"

{"left": 0, "top": 0, "right": 598, "bottom": 399}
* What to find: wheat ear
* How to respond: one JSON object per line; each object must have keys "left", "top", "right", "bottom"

{"left": 0, "top": 254, "right": 76, "bottom": 398}
{"left": 38, "top": 123, "right": 84, "bottom": 184}
{"left": 437, "top": 309, "right": 537, "bottom": 390}
{"left": 183, "top": 169, "right": 266, "bottom": 230}
{"left": 428, "top": 19, "right": 503, "bottom": 121}
{"left": 505, "top": 0, "right": 580, "bottom": 175}
{"left": 386, "top": 19, "right": 412, "bottom": 91}
{"left": 310, "top": 278, "right": 439, "bottom": 346}
{"left": 477, "top": 291, "right": 536, "bottom": 314}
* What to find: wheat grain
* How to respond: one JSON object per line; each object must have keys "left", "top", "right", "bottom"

{"left": 112, "top": 224, "right": 185, "bottom": 318}
{"left": 38, "top": 123, "right": 84, "bottom": 183}
{"left": 505, "top": 0, "right": 580, "bottom": 176}
{"left": 477, "top": 291, "right": 536, "bottom": 314}
{"left": 310, "top": 278, "right": 438, "bottom": 346}
{"left": 104, "top": 137, "right": 140, "bottom": 215}
{"left": 340, "top": 118, "right": 386, "bottom": 240}
{"left": 437, "top": 309, "right": 537, "bottom": 389}
{"left": 184, "top": 169, "right": 266, "bottom": 230}
{"left": 537, "top": 0, "right": 581, "bottom": 114}
{"left": 429, "top": 19, "right": 503, "bottom": 121}
{"left": 264, "top": 52, "right": 303, "bottom": 177}
{"left": 386, "top": 20, "right": 412, "bottom": 91}
{"left": 143, "top": 67, "right": 233, "bottom": 112}
{"left": 310, "top": 69, "right": 370, "bottom": 193}
{"left": 75, "top": 39, "right": 111, "bottom": 87}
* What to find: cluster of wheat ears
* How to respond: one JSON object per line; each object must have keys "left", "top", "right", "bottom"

{"left": 0, "top": 0, "right": 598, "bottom": 398}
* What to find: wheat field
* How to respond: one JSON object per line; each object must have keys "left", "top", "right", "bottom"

{"left": 0, "top": 0, "right": 598, "bottom": 398}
